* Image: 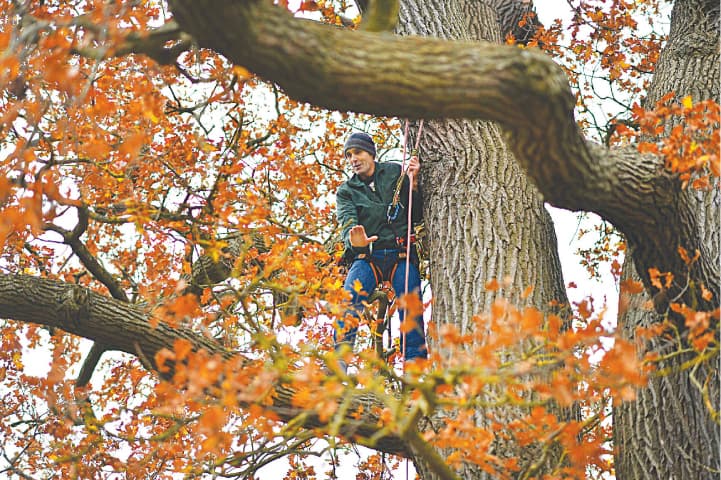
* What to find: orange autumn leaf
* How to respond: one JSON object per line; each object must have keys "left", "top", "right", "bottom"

{"left": 620, "top": 279, "right": 645, "bottom": 294}
{"left": 353, "top": 279, "right": 365, "bottom": 294}
{"left": 520, "top": 307, "right": 543, "bottom": 334}
{"left": 174, "top": 338, "right": 194, "bottom": 362}
{"left": 485, "top": 278, "right": 500, "bottom": 291}
{"left": 155, "top": 348, "right": 175, "bottom": 373}
{"left": 700, "top": 284, "right": 713, "bottom": 301}
{"left": 397, "top": 292, "right": 424, "bottom": 319}
{"left": 648, "top": 267, "right": 673, "bottom": 289}
{"left": 118, "top": 131, "right": 146, "bottom": 158}
{"left": 678, "top": 246, "right": 700, "bottom": 265}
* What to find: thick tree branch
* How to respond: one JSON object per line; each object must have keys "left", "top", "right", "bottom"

{"left": 167, "top": 0, "right": 718, "bottom": 312}
{"left": 0, "top": 273, "right": 411, "bottom": 457}
{"left": 43, "top": 207, "right": 127, "bottom": 386}
{"left": 169, "top": 0, "right": 553, "bottom": 120}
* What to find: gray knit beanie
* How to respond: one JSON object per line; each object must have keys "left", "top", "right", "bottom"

{"left": 343, "top": 132, "right": 376, "bottom": 158}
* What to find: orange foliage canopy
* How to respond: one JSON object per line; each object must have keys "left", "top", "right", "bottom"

{"left": 0, "top": 1, "right": 717, "bottom": 479}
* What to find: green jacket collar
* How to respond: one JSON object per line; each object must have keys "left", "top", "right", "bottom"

{"left": 346, "top": 161, "right": 383, "bottom": 187}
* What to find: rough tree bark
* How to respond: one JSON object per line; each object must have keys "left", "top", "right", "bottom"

{"left": 614, "top": 2, "right": 720, "bottom": 479}
{"left": 395, "top": 2, "right": 567, "bottom": 476}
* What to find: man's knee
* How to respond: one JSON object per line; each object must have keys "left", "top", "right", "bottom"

{"left": 343, "top": 262, "right": 377, "bottom": 300}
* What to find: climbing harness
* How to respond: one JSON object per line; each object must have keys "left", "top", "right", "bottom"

{"left": 352, "top": 251, "right": 409, "bottom": 290}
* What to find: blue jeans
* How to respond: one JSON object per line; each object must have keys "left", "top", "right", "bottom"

{"left": 335, "top": 248, "right": 427, "bottom": 361}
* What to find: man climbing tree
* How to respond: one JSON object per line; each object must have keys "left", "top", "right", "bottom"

{"left": 334, "top": 131, "right": 427, "bottom": 367}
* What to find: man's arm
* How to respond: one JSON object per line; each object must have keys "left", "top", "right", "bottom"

{"left": 406, "top": 156, "right": 423, "bottom": 224}
{"left": 407, "top": 156, "right": 420, "bottom": 191}
{"left": 336, "top": 187, "right": 357, "bottom": 251}
{"left": 348, "top": 225, "right": 378, "bottom": 248}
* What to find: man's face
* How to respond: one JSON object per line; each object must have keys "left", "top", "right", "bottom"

{"left": 345, "top": 148, "right": 375, "bottom": 180}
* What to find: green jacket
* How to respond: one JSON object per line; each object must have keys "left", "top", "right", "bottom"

{"left": 336, "top": 161, "right": 423, "bottom": 256}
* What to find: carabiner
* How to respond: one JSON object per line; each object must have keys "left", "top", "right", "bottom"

{"left": 386, "top": 203, "right": 400, "bottom": 223}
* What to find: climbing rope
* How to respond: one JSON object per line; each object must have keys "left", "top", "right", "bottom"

{"left": 400, "top": 119, "right": 424, "bottom": 370}
{"left": 388, "top": 121, "right": 423, "bottom": 223}
{"left": 398, "top": 120, "right": 424, "bottom": 480}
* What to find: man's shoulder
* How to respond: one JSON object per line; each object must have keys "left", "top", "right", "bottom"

{"left": 377, "top": 161, "right": 402, "bottom": 179}
{"left": 378, "top": 161, "right": 402, "bottom": 172}
{"left": 337, "top": 178, "right": 358, "bottom": 195}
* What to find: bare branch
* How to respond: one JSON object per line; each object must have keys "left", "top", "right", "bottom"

{"left": 71, "top": 20, "right": 192, "bottom": 65}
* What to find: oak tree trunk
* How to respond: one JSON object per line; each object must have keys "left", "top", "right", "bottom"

{"left": 614, "top": 2, "right": 720, "bottom": 478}
{"left": 397, "top": 2, "right": 568, "bottom": 477}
